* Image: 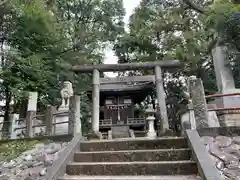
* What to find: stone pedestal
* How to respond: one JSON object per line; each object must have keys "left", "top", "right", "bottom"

{"left": 87, "top": 131, "right": 103, "bottom": 140}
{"left": 111, "top": 125, "right": 130, "bottom": 139}
{"left": 147, "top": 116, "right": 156, "bottom": 138}
{"left": 55, "top": 110, "right": 69, "bottom": 135}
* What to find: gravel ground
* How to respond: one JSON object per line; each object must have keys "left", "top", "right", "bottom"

{"left": 0, "top": 141, "right": 69, "bottom": 180}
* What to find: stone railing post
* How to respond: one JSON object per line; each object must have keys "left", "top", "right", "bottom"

{"left": 154, "top": 65, "right": 169, "bottom": 133}
{"left": 146, "top": 105, "right": 156, "bottom": 138}
{"left": 69, "top": 95, "right": 81, "bottom": 136}
{"left": 45, "top": 106, "right": 55, "bottom": 136}
{"left": 188, "top": 77, "right": 209, "bottom": 129}
{"left": 26, "top": 92, "right": 38, "bottom": 138}
{"left": 188, "top": 103, "right": 196, "bottom": 129}
{"left": 9, "top": 114, "right": 19, "bottom": 139}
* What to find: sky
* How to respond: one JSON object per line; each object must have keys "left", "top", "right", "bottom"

{"left": 104, "top": 0, "right": 141, "bottom": 77}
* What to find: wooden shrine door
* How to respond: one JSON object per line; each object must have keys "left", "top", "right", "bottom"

{"left": 104, "top": 96, "right": 134, "bottom": 125}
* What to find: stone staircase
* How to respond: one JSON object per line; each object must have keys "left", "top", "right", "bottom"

{"left": 58, "top": 137, "right": 202, "bottom": 180}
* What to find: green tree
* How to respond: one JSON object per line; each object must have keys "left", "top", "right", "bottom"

{"left": 0, "top": 0, "right": 125, "bottom": 136}
{"left": 114, "top": 0, "right": 218, "bottom": 131}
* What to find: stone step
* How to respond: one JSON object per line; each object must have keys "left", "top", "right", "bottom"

{"left": 80, "top": 137, "right": 187, "bottom": 151}
{"left": 66, "top": 161, "right": 198, "bottom": 176}
{"left": 58, "top": 175, "right": 202, "bottom": 180}
{"left": 74, "top": 148, "right": 191, "bottom": 162}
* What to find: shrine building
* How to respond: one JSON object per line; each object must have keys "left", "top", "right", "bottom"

{"left": 87, "top": 76, "right": 155, "bottom": 134}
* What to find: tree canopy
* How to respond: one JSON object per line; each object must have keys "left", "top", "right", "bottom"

{"left": 0, "top": 0, "right": 125, "bottom": 134}
{"left": 114, "top": 0, "right": 240, "bottom": 131}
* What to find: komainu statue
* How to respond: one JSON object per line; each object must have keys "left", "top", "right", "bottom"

{"left": 60, "top": 81, "right": 73, "bottom": 108}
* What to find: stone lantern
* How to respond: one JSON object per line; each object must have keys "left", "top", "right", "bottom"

{"left": 146, "top": 104, "right": 156, "bottom": 138}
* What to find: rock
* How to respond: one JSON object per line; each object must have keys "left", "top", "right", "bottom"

{"left": 23, "top": 154, "right": 33, "bottom": 161}
{"left": 39, "top": 168, "right": 47, "bottom": 176}
{"left": 44, "top": 148, "right": 58, "bottom": 154}
{"left": 0, "top": 175, "right": 9, "bottom": 180}
{"left": 35, "top": 143, "right": 45, "bottom": 150}
{"left": 36, "top": 153, "right": 45, "bottom": 162}
{"left": 216, "top": 160, "right": 225, "bottom": 171}
{"left": 201, "top": 136, "right": 214, "bottom": 145}
{"left": 223, "top": 168, "right": 240, "bottom": 179}
{"left": 24, "top": 161, "right": 35, "bottom": 168}
{"left": 209, "top": 141, "right": 239, "bottom": 164}
{"left": 13, "top": 167, "right": 22, "bottom": 175}
{"left": 53, "top": 152, "right": 59, "bottom": 161}
{"left": 51, "top": 143, "right": 62, "bottom": 151}
{"left": 215, "top": 136, "right": 232, "bottom": 148}
{"left": 2, "top": 160, "right": 16, "bottom": 168}
{"left": 32, "top": 162, "right": 44, "bottom": 167}
{"left": 61, "top": 142, "right": 68, "bottom": 147}
{"left": 43, "top": 153, "right": 53, "bottom": 167}
{"left": 225, "top": 143, "right": 240, "bottom": 151}
{"left": 233, "top": 136, "right": 240, "bottom": 145}
{"left": 0, "top": 141, "right": 67, "bottom": 180}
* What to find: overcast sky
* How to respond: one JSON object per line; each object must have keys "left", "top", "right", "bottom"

{"left": 104, "top": 0, "right": 141, "bottom": 76}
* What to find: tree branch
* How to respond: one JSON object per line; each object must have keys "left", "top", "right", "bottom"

{"left": 181, "top": 0, "right": 206, "bottom": 14}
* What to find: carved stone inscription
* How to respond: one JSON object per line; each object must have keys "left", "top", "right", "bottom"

{"left": 188, "top": 77, "right": 209, "bottom": 128}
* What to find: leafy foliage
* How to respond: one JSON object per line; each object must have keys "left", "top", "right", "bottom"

{"left": 0, "top": 0, "right": 125, "bottom": 134}
{"left": 0, "top": 140, "right": 39, "bottom": 161}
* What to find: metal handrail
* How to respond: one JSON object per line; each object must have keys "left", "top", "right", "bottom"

{"left": 206, "top": 92, "right": 240, "bottom": 98}
{"left": 206, "top": 93, "right": 240, "bottom": 112}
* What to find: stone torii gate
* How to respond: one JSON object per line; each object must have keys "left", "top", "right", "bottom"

{"left": 72, "top": 60, "right": 180, "bottom": 137}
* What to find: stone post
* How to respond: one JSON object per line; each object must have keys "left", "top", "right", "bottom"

{"left": 188, "top": 77, "right": 209, "bottom": 129}
{"left": 26, "top": 92, "right": 38, "bottom": 137}
{"left": 45, "top": 106, "right": 55, "bottom": 136}
{"left": 212, "top": 46, "right": 235, "bottom": 93}
{"left": 9, "top": 114, "right": 19, "bottom": 139}
{"left": 212, "top": 46, "right": 240, "bottom": 125}
{"left": 154, "top": 65, "right": 169, "bottom": 133}
{"left": 92, "top": 69, "right": 100, "bottom": 134}
{"left": 146, "top": 105, "right": 156, "bottom": 138}
{"left": 68, "top": 95, "right": 81, "bottom": 136}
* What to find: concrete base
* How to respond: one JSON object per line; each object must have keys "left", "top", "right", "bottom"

{"left": 87, "top": 132, "right": 103, "bottom": 140}
{"left": 158, "top": 129, "right": 176, "bottom": 137}
{"left": 147, "top": 131, "right": 156, "bottom": 139}
{"left": 218, "top": 111, "right": 240, "bottom": 126}
{"left": 111, "top": 125, "right": 130, "bottom": 139}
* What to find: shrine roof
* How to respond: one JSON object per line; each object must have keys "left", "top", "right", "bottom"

{"left": 99, "top": 82, "right": 154, "bottom": 92}
{"left": 87, "top": 82, "right": 155, "bottom": 104}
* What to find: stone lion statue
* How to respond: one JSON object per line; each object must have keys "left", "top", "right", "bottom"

{"left": 184, "top": 76, "right": 197, "bottom": 104}
{"left": 60, "top": 81, "right": 73, "bottom": 108}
